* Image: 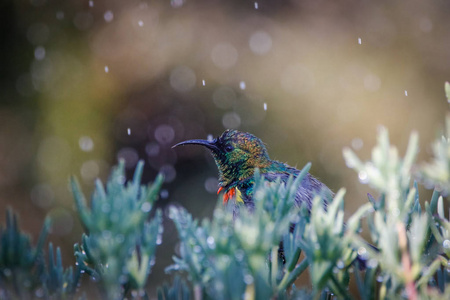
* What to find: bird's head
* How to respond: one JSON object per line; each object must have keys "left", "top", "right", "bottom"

{"left": 173, "top": 130, "right": 271, "bottom": 186}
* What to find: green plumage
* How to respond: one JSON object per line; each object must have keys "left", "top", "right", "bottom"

{"left": 173, "top": 129, "right": 333, "bottom": 210}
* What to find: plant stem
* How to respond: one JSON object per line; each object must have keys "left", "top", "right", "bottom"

{"left": 330, "top": 274, "right": 353, "bottom": 300}
{"left": 277, "top": 257, "right": 309, "bottom": 291}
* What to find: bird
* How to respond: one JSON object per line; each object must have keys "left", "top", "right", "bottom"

{"left": 172, "top": 129, "right": 334, "bottom": 211}
{"left": 173, "top": 129, "right": 373, "bottom": 268}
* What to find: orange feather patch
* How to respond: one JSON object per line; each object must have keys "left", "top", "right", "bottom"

{"left": 217, "top": 186, "right": 236, "bottom": 204}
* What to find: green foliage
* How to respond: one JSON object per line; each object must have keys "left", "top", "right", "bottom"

{"left": 419, "top": 114, "right": 450, "bottom": 195}
{"left": 344, "top": 125, "right": 450, "bottom": 299}
{"left": 166, "top": 85, "right": 450, "bottom": 299}
{"left": 157, "top": 276, "right": 191, "bottom": 300}
{"left": 166, "top": 165, "right": 311, "bottom": 299}
{"left": 72, "top": 159, "right": 164, "bottom": 299}
{"left": 2, "top": 85, "right": 450, "bottom": 300}
{"left": 0, "top": 210, "right": 79, "bottom": 299}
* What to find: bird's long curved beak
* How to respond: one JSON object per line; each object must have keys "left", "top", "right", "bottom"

{"left": 172, "top": 139, "right": 219, "bottom": 152}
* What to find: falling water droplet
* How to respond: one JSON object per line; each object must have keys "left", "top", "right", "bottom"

{"left": 89, "top": 0, "right": 94, "bottom": 7}
{"left": 263, "top": 102, "right": 267, "bottom": 111}
{"left": 358, "top": 171, "right": 369, "bottom": 184}
{"left": 138, "top": 20, "right": 144, "bottom": 27}
{"left": 207, "top": 236, "right": 216, "bottom": 249}
{"left": 127, "top": 128, "right": 131, "bottom": 135}
{"left": 244, "top": 274, "right": 254, "bottom": 284}
{"left": 254, "top": 2, "right": 259, "bottom": 9}
{"left": 202, "top": 79, "right": 205, "bottom": 86}
{"left": 141, "top": 202, "right": 151, "bottom": 213}
{"left": 357, "top": 247, "right": 367, "bottom": 256}
{"left": 104, "top": 66, "right": 109, "bottom": 73}
{"left": 404, "top": 90, "right": 408, "bottom": 96}
{"left": 358, "top": 37, "right": 362, "bottom": 44}
{"left": 160, "top": 189, "right": 169, "bottom": 199}
{"left": 239, "top": 81, "right": 246, "bottom": 90}
{"left": 104, "top": 10, "right": 114, "bottom": 22}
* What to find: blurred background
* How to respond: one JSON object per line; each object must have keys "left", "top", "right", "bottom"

{"left": 1, "top": 0, "right": 449, "bottom": 296}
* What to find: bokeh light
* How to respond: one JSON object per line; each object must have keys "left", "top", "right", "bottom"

{"left": 1, "top": 0, "right": 450, "bottom": 297}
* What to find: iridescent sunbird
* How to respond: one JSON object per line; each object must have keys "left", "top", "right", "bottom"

{"left": 173, "top": 129, "right": 374, "bottom": 267}
{"left": 173, "top": 129, "right": 333, "bottom": 210}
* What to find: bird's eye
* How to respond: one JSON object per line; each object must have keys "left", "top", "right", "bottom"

{"left": 224, "top": 144, "right": 233, "bottom": 152}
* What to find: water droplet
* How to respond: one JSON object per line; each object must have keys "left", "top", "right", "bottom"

{"left": 254, "top": 2, "right": 258, "bottom": 9}
{"left": 104, "top": 65, "right": 109, "bottom": 73}
{"left": 235, "top": 250, "right": 245, "bottom": 261}
{"left": 207, "top": 134, "right": 214, "bottom": 142}
{"left": 170, "top": 66, "right": 196, "bottom": 92}
{"left": 141, "top": 202, "right": 152, "bottom": 213}
{"left": 138, "top": 20, "right": 144, "bottom": 27}
{"left": 34, "top": 46, "right": 46, "bottom": 60}
{"left": 145, "top": 142, "right": 160, "bottom": 157}
{"left": 205, "top": 177, "right": 219, "bottom": 194}
{"left": 89, "top": 0, "right": 94, "bottom": 7}
{"left": 239, "top": 81, "right": 246, "bottom": 90}
{"left": 79, "top": 136, "right": 94, "bottom": 151}
{"left": 404, "top": 90, "right": 408, "bottom": 96}
{"left": 117, "top": 147, "right": 139, "bottom": 169}
{"left": 160, "top": 189, "right": 169, "bottom": 199}
{"left": 358, "top": 171, "right": 369, "bottom": 184}
{"left": 367, "top": 259, "right": 378, "bottom": 268}
{"left": 207, "top": 236, "right": 215, "bottom": 249}
{"left": 167, "top": 205, "right": 178, "bottom": 220}
{"left": 202, "top": 79, "right": 205, "bottom": 86}
{"left": 244, "top": 274, "right": 254, "bottom": 284}
{"left": 127, "top": 128, "right": 131, "bottom": 135}
{"left": 351, "top": 138, "right": 363, "bottom": 150}
{"left": 249, "top": 30, "right": 272, "bottom": 55}
{"left": 104, "top": 10, "right": 114, "bottom": 22}
{"left": 336, "top": 260, "right": 345, "bottom": 269}
{"left": 443, "top": 240, "right": 450, "bottom": 249}
{"left": 171, "top": 0, "right": 184, "bottom": 8}
{"left": 357, "top": 247, "right": 367, "bottom": 256}
{"left": 263, "top": 102, "right": 267, "bottom": 111}
{"left": 358, "top": 37, "right": 362, "bottom": 44}
{"left": 376, "top": 275, "right": 384, "bottom": 282}
{"left": 222, "top": 112, "right": 241, "bottom": 129}
{"left": 160, "top": 164, "right": 176, "bottom": 183}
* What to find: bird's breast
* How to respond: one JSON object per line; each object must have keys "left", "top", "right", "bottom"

{"left": 217, "top": 186, "right": 244, "bottom": 204}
